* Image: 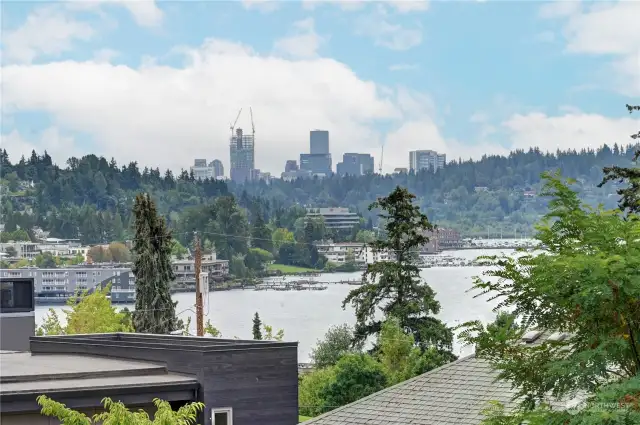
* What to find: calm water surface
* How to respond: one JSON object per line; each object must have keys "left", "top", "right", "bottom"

{"left": 35, "top": 249, "right": 509, "bottom": 361}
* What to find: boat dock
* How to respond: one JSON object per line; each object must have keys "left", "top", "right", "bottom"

{"left": 254, "top": 278, "right": 362, "bottom": 291}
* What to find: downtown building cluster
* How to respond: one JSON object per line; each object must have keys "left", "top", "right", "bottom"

{"left": 189, "top": 119, "right": 447, "bottom": 182}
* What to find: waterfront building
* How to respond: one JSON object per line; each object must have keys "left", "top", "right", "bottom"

{"left": 305, "top": 208, "right": 360, "bottom": 231}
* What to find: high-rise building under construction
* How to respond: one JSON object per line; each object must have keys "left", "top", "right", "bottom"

{"left": 230, "top": 127, "right": 255, "bottom": 183}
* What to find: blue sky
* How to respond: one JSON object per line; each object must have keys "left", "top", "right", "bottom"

{"left": 1, "top": 0, "right": 638, "bottom": 174}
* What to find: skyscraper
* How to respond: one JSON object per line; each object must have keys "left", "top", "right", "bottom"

{"left": 209, "top": 159, "right": 224, "bottom": 178}
{"left": 300, "top": 130, "right": 332, "bottom": 175}
{"left": 409, "top": 150, "right": 446, "bottom": 173}
{"left": 310, "top": 130, "right": 329, "bottom": 154}
{"left": 336, "top": 153, "right": 374, "bottom": 176}
{"left": 230, "top": 128, "right": 255, "bottom": 183}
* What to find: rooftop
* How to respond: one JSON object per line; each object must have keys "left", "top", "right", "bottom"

{"left": 0, "top": 351, "right": 196, "bottom": 397}
{"left": 1, "top": 333, "right": 298, "bottom": 415}
{"left": 306, "top": 331, "right": 572, "bottom": 425}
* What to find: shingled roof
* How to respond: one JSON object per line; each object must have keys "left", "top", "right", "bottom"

{"left": 305, "top": 354, "right": 517, "bottom": 425}
{"left": 306, "top": 331, "right": 573, "bottom": 425}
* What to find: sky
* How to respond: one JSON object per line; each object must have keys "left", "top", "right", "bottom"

{"left": 1, "top": 0, "right": 639, "bottom": 175}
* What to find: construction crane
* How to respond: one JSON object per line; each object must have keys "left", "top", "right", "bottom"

{"left": 249, "top": 107, "right": 255, "bottom": 138}
{"left": 378, "top": 143, "right": 385, "bottom": 174}
{"left": 230, "top": 108, "right": 242, "bottom": 137}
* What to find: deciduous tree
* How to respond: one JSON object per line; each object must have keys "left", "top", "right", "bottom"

{"left": 318, "top": 354, "right": 387, "bottom": 413}
{"left": 36, "top": 285, "right": 133, "bottom": 335}
{"left": 37, "top": 395, "right": 204, "bottom": 425}
{"left": 310, "top": 324, "right": 362, "bottom": 369}
{"left": 459, "top": 171, "right": 640, "bottom": 418}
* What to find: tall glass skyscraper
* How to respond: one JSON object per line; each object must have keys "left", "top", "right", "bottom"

{"left": 310, "top": 130, "right": 329, "bottom": 154}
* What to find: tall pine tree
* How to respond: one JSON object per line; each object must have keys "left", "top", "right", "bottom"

{"left": 131, "top": 193, "right": 181, "bottom": 333}
{"left": 343, "top": 186, "right": 454, "bottom": 357}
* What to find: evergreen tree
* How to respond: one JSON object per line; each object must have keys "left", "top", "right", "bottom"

{"left": 112, "top": 212, "right": 124, "bottom": 241}
{"left": 251, "top": 206, "right": 273, "bottom": 252}
{"left": 599, "top": 104, "right": 640, "bottom": 214}
{"left": 343, "top": 186, "right": 454, "bottom": 357}
{"left": 131, "top": 193, "right": 181, "bottom": 334}
{"left": 252, "top": 312, "right": 263, "bottom": 340}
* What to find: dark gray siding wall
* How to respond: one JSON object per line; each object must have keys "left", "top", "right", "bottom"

{"left": 204, "top": 347, "right": 299, "bottom": 425}
{"left": 0, "top": 313, "right": 35, "bottom": 351}
{"left": 30, "top": 339, "right": 299, "bottom": 425}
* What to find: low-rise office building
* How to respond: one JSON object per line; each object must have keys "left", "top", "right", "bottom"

{"left": 305, "top": 208, "right": 360, "bottom": 231}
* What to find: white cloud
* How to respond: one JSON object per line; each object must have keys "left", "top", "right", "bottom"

{"left": 2, "top": 38, "right": 407, "bottom": 174}
{"left": 3, "top": 5, "right": 94, "bottom": 64}
{"left": 3, "top": 1, "right": 163, "bottom": 64}
{"left": 66, "top": 0, "right": 163, "bottom": 27}
{"left": 503, "top": 111, "right": 639, "bottom": 153}
{"left": 1, "top": 128, "right": 82, "bottom": 164}
{"left": 303, "top": 0, "right": 428, "bottom": 13}
{"left": 273, "top": 18, "right": 325, "bottom": 59}
{"left": 389, "top": 63, "right": 418, "bottom": 71}
{"left": 538, "top": 0, "right": 581, "bottom": 19}
{"left": 469, "top": 112, "right": 489, "bottom": 123}
{"left": 241, "top": 0, "right": 280, "bottom": 13}
{"left": 539, "top": 0, "right": 640, "bottom": 96}
{"left": 389, "top": 0, "right": 429, "bottom": 14}
{"left": 355, "top": 5, "right": 423, "bottom": 50}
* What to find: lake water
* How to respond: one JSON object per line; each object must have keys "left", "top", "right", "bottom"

{"left": 35, "top": 249, "right": 508, "bottom": 361}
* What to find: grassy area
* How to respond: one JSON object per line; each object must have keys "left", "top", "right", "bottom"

{"left": 267, "top": 263, "right": 318, "bottom": 274}
{"left": 299, "top": 416, "right": 312, "bottom": 423}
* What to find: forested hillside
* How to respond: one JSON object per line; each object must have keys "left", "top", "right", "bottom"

{"left": 0, "top": 143, "right": 637, "bottom": 248}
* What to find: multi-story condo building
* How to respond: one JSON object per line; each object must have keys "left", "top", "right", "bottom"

{"left": 172, "top": 253, "right": 229, "bottom": 290}
{"left": 427, "top": 228, "right": 462, "bottom": 250}
{"left": 190, "top": 159, "right": 225, "bottom": 180}
{"left": 0, "top": 266, "right": 136, "bottom": 305}
{"left": 336, "top": 153, "right": 375, "bottom": 176}
{"left": 306, "top": 208, "right": 361, "bottom": 231}
{"left": 409, "top": 150, "right": 446, "bottom": 173}
{"left": 230, "top": 128, "right": 255, "bottom": 183}
{"left": 314, "top": 241, "right": 392, "bottom": 264}
{"left": 285, "top": 160, "right": 298, "bottom": 172}
{"left": 210, "top": 159, "right": 224, "bottom": 178}
{"left": 0, "top": 242, "right": 39, "bottom": 259}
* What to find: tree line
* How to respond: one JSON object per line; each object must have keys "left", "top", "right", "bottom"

{"left": 1, "top": 142, "right": 638, "bottom": 248}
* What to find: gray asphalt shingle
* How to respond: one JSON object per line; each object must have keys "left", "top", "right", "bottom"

{"left": 306, "top": 354, "right": 517, "bottom": 425}
{"left": 306, "top": 332, "right": 574, "bottom": 425}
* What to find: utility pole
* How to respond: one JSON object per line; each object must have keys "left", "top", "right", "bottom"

{"left": 194, "top": 231, "right": 204, "bottom": 337}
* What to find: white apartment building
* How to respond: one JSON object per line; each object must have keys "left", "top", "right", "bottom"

{"left": 190, "top": 159, "right": 225, "bottom": 180}
{"left": 409, "top": 150, "right": 446, "bottom": 173}
{"left": 314, "top": 241, "right": 392, "bottom": 265}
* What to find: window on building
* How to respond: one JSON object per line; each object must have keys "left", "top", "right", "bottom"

{"left": 0, "top": 279, "right": 34, "bottom": 312}
{"left": 212, "top": 408, "right": 233, "bottom": 425}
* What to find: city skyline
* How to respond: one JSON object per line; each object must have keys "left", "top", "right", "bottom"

{"left": 1, "top": 1, "right": 637, "bottom": 175}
